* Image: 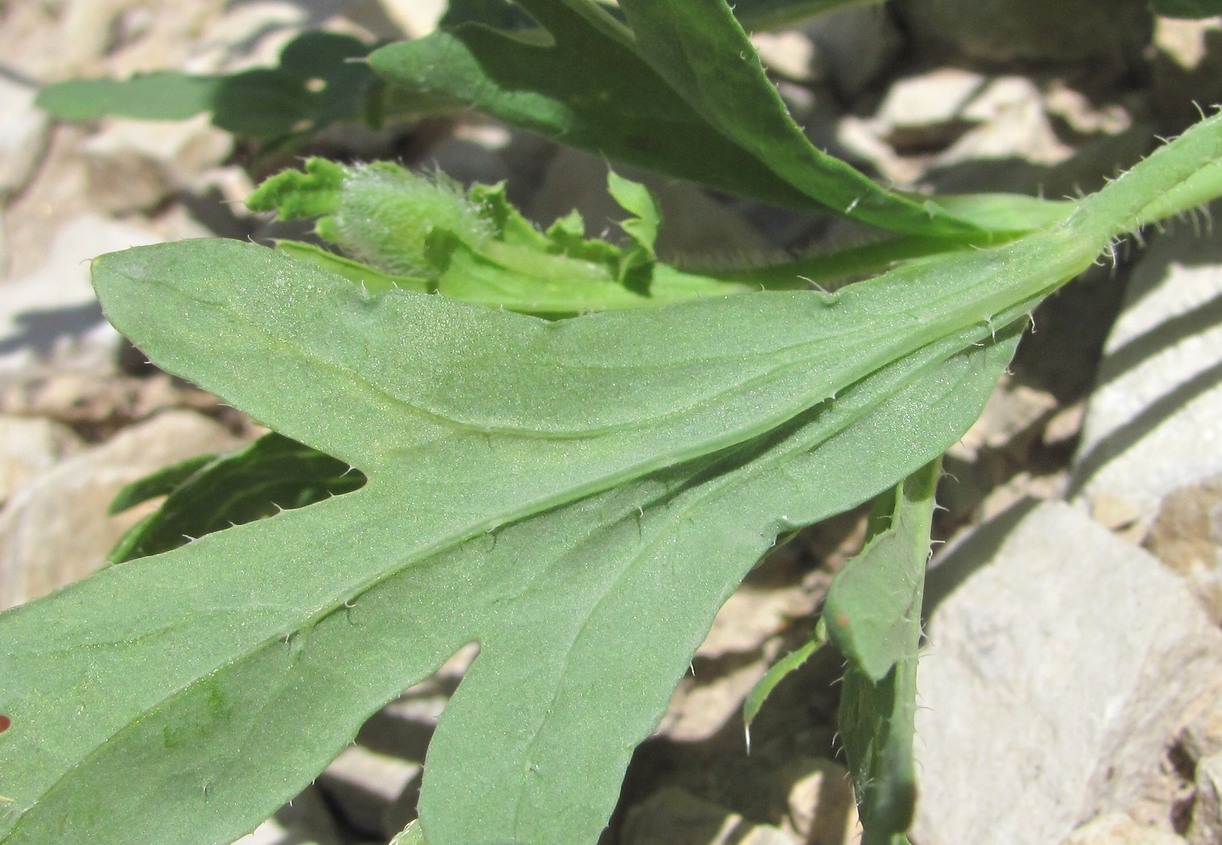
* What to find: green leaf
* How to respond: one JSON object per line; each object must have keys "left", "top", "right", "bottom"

{"left": 0, "top": 233, "right": 1038, "bottom": 845}
{"left": 107, "top": 453, "right": 218, "bottom": 514}
{"left": 0, "top": 253, "right": 1022, "bottom": 844}
{"left": 389, "top": 819, "right": 427, "bottom": 845}
{"left": 613, "top": 0, "right": 978, "bottom": 235}
{"left": 367, "top": 1, "right": 984, "bottom": 235}
{"left": 250, "top": 159, "right": 766, "bottom": 313}
{"left": 825, "top": 463, "right": 937, "bottom": 683}
{"left": 37, "top": 31, "right": 381, "bottom": 140}
{"left": 247, "top": 158, "right": 348, "bottom": 220}
{"left": 35, "top": 73, "right": 219, "bottom": 121}
{"left": 271, "top": 240, "right": 434, "bottom": 295}
{"left": 107, "top": 433, "right": 366, "bottom": 564}
{"left": 742, "top": 619, "right": 825, "bottom": 747}
{"left": 606, "top": 171, "right": 659, "bottom": 283}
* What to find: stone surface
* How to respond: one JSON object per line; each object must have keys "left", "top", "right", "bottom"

{"left": 232, "top": 785, "right": 342, "bottom": 845}
{"left": 1063, "top": 813, "right": 1187, "bottom": 845}
{"left": 0, "top": 215, "right": 161, "bottom": 374}
{"left": 776, "top": 757, "right": 859, "bottom": 844}
{"left": 620, "top": 788, "right": 799, "bottom": 845}
{"left": 751, "top": 31, "right": 820, "bottom": 85}
{"left": 0, "top": 410, "right": 243, "bottom": 609}
{"left": 873, "top": 67, "right": 992, "bottom": 142}
{"left": 914, "top": 500, "right": 1222, "bottom": 845}
{"left": 1145, "top": 474, "right": 1222, "bottom": 624}
{"left": 804, "top": 4, "right": 903, "bottom": 102}
{"left": 0, "top": 415, "right": 83, "bottom": 505}
{"left": 841, "top": 68, "right": 1145, "bottom": 194}
{"left": 656, "top": 577, "right": 821, "bottom": 743}
{"left": 79, "top": 115, "right": 233, "bottom": 212}
{"left": 1190, "top": 754, "right": 1222, "bottom": 845}
{"left": 316, "top": 744, "right": 421, "bottom": 839}
{"left": 894, "top": 0, "right": 1151, "bottom": 73}
{"left": 0, "top": 75, "right": 49, "bottom": 202}
{"left": 378, "top": 0, "right": 446, "bottom": 38}
{"left": 1071, "top": 223, "right": 1222, "bottom": 532}
{"left": 1180, "top": 692, "right": 1222, "bottom": 765}
{"left": 1151, "top": 17, "right": 1222, "bottom": 128}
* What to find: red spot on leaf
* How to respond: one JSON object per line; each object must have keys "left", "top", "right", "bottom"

{"left": 0, "top": 715, "right": 10, "bottom": 733}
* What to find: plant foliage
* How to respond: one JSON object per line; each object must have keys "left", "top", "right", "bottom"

{"left": 5, "top": 2, "right": 1222, "bottom": 844}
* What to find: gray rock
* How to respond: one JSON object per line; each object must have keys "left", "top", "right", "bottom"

{"left": 378, "top": 0, "right": 446, "bottom": 38}
{"left": 752, "top": 30, "right": 820, "bottom": 85}
{"left": 0, "top": 410, "right": 243, "bottom": 609}
{"left": 1151, "top": 17, "right": 1222, "bottom": 128}
{"left": 78, "top": 115, "right": 232, "bottom": 214}
{"left": 1071, "top": 223, "right": 1222, "bottom": 533}
{"left": 1179, "top": 692, "right": 1222, "bottom": 765}
{"left": 914, "top": 500, "right": 1222, "bottom": 845}
{"left": 656, "top": 579, "right": 821, "bottom": 743}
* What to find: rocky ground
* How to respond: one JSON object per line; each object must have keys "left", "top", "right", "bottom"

{"left": 1, "top": 2, "right": 1221, "bottom": 844}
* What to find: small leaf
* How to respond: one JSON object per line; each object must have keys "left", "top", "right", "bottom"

{"left": 742, "top": 619, "right": 825, "bottom": 745}
{"left": 824, "top": 464, "right": 937, "bottom": 682}
{"left": 108, "top": 453, "right": 218, "bottom": 514}
{"left": 606, "top": 171, "right": 660, "bottom": 283}
{"left": 825, "top": 461, "right": 940, "bottom": 843}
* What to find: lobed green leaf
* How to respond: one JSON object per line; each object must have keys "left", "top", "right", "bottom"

{"left": 0, "top": 108, "right": 1217, "bottom": 845}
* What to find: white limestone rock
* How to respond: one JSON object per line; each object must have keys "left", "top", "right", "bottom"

{"left": 1071, "top": 223, "right": 1222, "bottom": 533}
{"left": 0, "top": 410, "right": 243, "bottom": 609}
{"left": 913, "top": 500, "right": 1222, "bottom": 845}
